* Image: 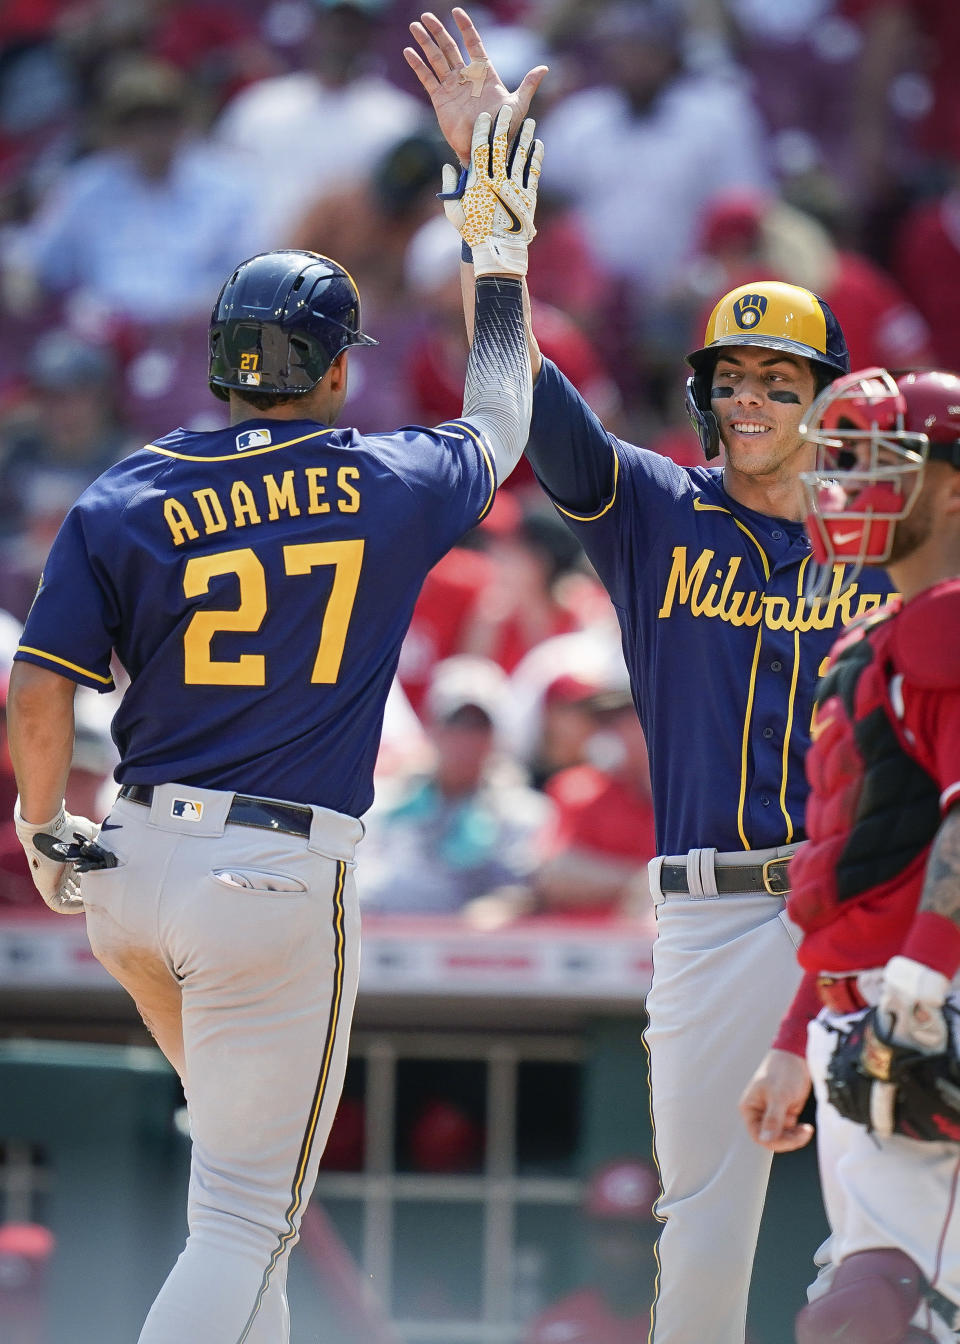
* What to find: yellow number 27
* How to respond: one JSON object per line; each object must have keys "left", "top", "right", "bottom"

{"left": 183, "top": 540, "right": 365, "bottom": 686}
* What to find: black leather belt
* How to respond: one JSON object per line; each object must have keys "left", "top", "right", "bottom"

{"left": 659, "top": 855, "right": 792, "bottom": 897}
{"left": 119, "top": 784, "right": 313, "bottom": 839}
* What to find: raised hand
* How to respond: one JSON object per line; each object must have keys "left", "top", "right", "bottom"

{"left": 440, "top": 105, "right": 543, "bottom": 276}
{"left": 404, "top": 7, "right": 547, "bottom": 164}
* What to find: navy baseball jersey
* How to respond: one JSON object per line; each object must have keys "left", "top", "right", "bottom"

{"left": 526, "top": 359, "right": 895, "bottom": 855}
{"left": 15, "top": 416, "right": 496, "bottom": 815}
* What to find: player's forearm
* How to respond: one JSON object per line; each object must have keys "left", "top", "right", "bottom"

{"left": 7, "top": 662, "right": 77, "bottom": 822}
{"left": 462, "top": 274, "right": 533, "bottom": 482}
{"left": 459, "top": 257, "right": 542, "bottom": 377}
{"left": 897, "top": 803, "right": 960, "bottom": 979}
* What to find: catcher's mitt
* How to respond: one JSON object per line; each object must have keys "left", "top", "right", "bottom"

{"left": 825, "top": 1006, "right": 960, "bottom": 1142}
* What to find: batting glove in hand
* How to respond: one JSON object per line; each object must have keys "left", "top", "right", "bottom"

{"left": 440, "top": 104, "right": 543, "bottom": 277}
{"left": 825, "top": 1002, "right": 960, "bottom": 1142}
{"left": 14, "top": 797, "right": 100, "bottom": 914}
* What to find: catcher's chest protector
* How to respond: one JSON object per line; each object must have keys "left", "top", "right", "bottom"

{"left": 789, "top": 614, "right": 941, "bottom": 933}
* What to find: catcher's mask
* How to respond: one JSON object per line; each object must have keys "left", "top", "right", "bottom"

{"left": 208, "top": 249, "right": 377, "bottom": 402}
{"left": 799, "top": 367, "right": 960, "bottom": 588}
{"left": 685, "top": 280, "right": 849, "bottom": 459}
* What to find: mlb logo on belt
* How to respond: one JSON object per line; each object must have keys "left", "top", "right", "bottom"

{"left": 236, "top": 427, "right": 272, "bottom": 452}
{"left": 172, "top": 798, "right": 204, "bottom": 821}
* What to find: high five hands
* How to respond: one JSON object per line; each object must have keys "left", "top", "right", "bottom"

{"left": 404, "top": 8, "right": 548, "bottom": 164}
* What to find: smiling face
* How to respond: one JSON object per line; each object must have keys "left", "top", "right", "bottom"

{"left": 711, "top": 347, "right": 819, "bottom": 481}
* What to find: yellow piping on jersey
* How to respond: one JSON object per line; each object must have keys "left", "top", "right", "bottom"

{"left": 143, "top": 427, "right": 338, "bottom": 463}
{"left": 237, "top": 859, "right": 348, "bottom": 1343}
{"left": 691, "top": 498, "right": 774, "bottom": 847}
{"left": 734, "top": 522, "right": 771, "bottom": 579}
{"left": 729, "top": 518, "right": 770, "bottom": 849}
{"left": 16, "top": 646, "right": 113, "bottom": 685}
{"left": 737, "top": 626, "right": 765, "bottom": 849}
{"left": 778, "top": 554, "right": 812, "bottom": 843}
{"left": 441, "top": 420, "right": 497, "bottom": 521}
{"left": 553, "top": 444, "right": 620, "bottom": 522}
{"left": 692, "top": 497, "right": 773, "bottom": 577}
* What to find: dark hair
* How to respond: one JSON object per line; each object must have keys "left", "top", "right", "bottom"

{"left": 231, "top": 389, "right": 303, "bottom": 413}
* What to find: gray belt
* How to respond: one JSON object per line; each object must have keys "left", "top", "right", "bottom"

{"left": 659, "top": 853, "right": 793, "bottom": 897}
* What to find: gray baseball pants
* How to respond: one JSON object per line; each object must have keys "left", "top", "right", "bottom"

{"left": 644, "top": 847, "right": 804, "bottom": 1344}
{"left": 80, "top": 783, "right": 364, "bottom": 1344}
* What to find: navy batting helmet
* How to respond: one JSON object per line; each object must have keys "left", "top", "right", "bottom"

{"left": 208, "top": 250, "right": 377, "bottom": 402}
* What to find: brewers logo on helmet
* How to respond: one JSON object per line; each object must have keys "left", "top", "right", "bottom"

{"left": 208, "top": 249, "right": 377, "bottom": 402}
{"left": 685, "top": 280, "right": 849, "bottom": 460}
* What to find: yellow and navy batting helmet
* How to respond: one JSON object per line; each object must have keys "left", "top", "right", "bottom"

{"left": 685, "top": 280, "right": 849, "bottom": 460}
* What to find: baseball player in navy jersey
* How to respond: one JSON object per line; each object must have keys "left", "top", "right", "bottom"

{"left": 741, "top": 368, "right": 960, "bottom": 1343}
{"left": 405, "top": 12, "right": 894, "bottom": 1341}
{"left": 6, "top": 105, "right": 542, "bottom": 1344}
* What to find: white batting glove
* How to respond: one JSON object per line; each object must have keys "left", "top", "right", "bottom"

{"left": 877, "top": 954, "right": 951, "bottom": 1054}
{"left": 14, "top": 798, "right": 99, "bottom": 914}
{"left": 440, "top": 104, "right": 543, "bottom": 277}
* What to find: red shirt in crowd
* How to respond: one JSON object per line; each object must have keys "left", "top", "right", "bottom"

{"left": 543, "top": 766, "right": 657, "bottom": 917}
{"left": 895, "top": 192, "right": 960, "bottom": 372}
{"left": 547, "top": 767, "right": 656, "bottom": 866}
{"left": 396, "top": 547, "right": 494, "bottom": 716}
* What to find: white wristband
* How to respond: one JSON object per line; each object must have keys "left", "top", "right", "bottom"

{"left": 884, "top": 955, "right": 950, "bottom": 1009}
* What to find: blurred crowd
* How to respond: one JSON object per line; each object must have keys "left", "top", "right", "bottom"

{"left": 0, "top": 0, "right": 957, "bottom": 922}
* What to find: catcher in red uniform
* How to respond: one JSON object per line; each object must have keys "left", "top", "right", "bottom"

{"left": 740, "top": 366, "right": 960, "bottom": 1344}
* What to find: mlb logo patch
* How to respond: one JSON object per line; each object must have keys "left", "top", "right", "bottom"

{"left": 238, "top": 370, "right": 262, "bottom": 386}
{"left": 236, "top": 427, "right": 272, "bottom": 452}
{"left": 172, "top": 798, "right": 204, "bottom": 821}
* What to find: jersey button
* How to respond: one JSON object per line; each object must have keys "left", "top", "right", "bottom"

{"left": 760, "top": 795, "right": 771, "bottom": 806}
{"left": 770, "top": 660, "right": 783, "bottom": 672}
{"left": 762, "top": 727, "right": 774, "bottom": 739}
{"left": 771, "top": 529, "right": 783, "bottom": 540}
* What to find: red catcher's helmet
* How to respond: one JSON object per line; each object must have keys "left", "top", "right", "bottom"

{"left": 800, "top": 367, "right": 960, "bottom": 569}
{"left": 584, "top": 1159, "right": 659, "bottom": 1222}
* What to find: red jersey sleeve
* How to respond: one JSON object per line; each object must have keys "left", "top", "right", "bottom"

{"left": 772, "top": 970, "right": 822, "bottom": 1056}
{"left": 908, "top": 685, "right": 960, "bottom": 812}
{"left": 931, "top": 691, "right": 960, "bottom": 811}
